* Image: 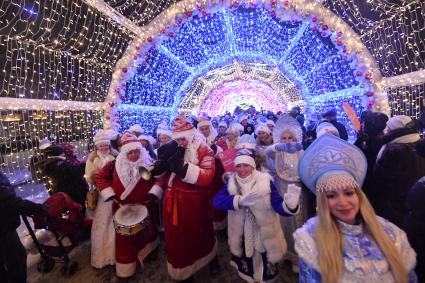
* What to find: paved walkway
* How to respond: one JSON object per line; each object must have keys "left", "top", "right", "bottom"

{"left": 27, "top": 232, "right": 299, "bottom": 283}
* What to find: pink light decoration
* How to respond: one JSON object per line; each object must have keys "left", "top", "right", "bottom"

{"left": 199, "top": 79, "right": 286, "bottom": 116}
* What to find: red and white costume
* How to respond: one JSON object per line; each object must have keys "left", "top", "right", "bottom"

{"left": 95, "top": 133, "right": 158, "bottom": 278}
{"left": 197, "top": 117, "right": 226, "bottom": 230}
{"left": 150, "top": 116, "right": 217, "bottom": 281}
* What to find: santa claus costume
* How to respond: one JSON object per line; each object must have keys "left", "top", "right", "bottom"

{"left": 197, "top": 117, "right": 227, "bottom": 231}
{"left": 149, "top": 115, "right": 217, "bottom": 281}
{"left": 95, "top": 133, "right": 159, "bottom": 278}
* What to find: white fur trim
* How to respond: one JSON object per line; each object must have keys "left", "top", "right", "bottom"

{"left": 233, "top": 195, "right": 241, "bottom": 210}
{"left": 234, "top": 155, "right": 256, "bottom": 168}
{"left": 94, "top": 139, "right": 110, "bottom": 146}
{"left": 293, "top": 225, "right": 320, "bottom": 272}
{"left": 197, "top": 120, "right": 211, "bottom": 128}
{"left": 116, "top": 261, "right": 137, "bottom": 278}
{"left": 149, "top": 184, "right": 164, "bottom": 200}
{"left": 172, "top": 128, "right": 194, "bottom": 140}
{"left": 138, "top": 237, "right": 160, "bottom": 263}
{"left": 282, "top": 200, "right": 300, "bottom": 215}
{"left": 227, "top": 172, "right": 286, "bottom": 263}
{"left": 255, "top": 124, "right": 271, "bottom": 136}
{"left": 236, "top": 142, "right": 256, "bottom": 150}
{"left": 167, "top": 239, "right": 218, "bottom": 280}
{"left": 157, "top": 128, "right": 172, "bottom": 137}
{"left": 120, "top": 141, "right": 143, "bottom": 154}
{"left": 128, "top": 124, "right": 143, "bottom": 134}
{"left": 182, "top": 162, "right": 200, "bottom": 184}
{"left": 100, "top": 187, "right": 115, "bottom": 201}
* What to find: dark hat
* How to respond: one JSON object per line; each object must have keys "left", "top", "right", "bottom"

{"left": 364, "top": 112, "right": 388, "bottom": 136}
{"left": 44, "top": 145, "right": 64, "bottom": 157}
{"left": 323, "top": 110, "right": 337, "bottom": 118}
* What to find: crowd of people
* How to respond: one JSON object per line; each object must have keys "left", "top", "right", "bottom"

{"left": 1, "top": 106, "right": 424, "bottom": 283}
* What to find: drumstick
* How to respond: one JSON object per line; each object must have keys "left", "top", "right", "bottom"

{"left": 111, "top": 198, "right": 123, "bottom": 207}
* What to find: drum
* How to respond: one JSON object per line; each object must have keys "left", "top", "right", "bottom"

{"left": 113, "top": 204, "right": 150, "bottom": 236}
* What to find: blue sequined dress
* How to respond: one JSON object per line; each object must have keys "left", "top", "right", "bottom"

{"left": 293, "top": 216, "right": 417, "bottom": 283}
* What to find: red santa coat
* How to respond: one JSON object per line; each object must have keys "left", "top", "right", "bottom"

{"left": 95, "top": 161, "right": 159, "bottom": 278}
{"left": 150, "top": 142, "right": 217, "bottom": 280}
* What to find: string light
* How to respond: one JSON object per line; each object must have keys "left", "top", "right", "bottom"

{"left": 0, "top": 0, "right": 424, "bottom": 191}
{"left": 105, "top": 0, "right": 384, "bottom": 131}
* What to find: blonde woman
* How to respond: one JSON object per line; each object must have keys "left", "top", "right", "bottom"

{"left": 265, "top": 114, "right": 308, "bottom": 273}
{"left": 85, "top": 130, "right": 117, "bottom": 269}
{"left": 294, "top": 134, "right": 417, "bottom": 283}
{"left": 217, "top": 124, "right": 241, "bottom": 150}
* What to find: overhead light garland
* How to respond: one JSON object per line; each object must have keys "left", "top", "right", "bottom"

{"left": 104, "top": 0, "right": 384, "bottom": 131}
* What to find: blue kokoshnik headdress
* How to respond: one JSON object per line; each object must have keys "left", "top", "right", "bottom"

{"left": 298, "top": 134, "right": 367, "bottom": 194}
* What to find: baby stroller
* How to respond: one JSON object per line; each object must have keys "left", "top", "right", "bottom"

{"left": 23, "top": 192, "right": 90, "bottom": 276}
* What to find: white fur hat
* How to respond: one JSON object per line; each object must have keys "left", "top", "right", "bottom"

{"left": 197, "top": 117, "right": 211, "bottom": 129}
{"left": 93, "top": 130, "right": 111, "bottom": 146}
{"left": 234, "top": 148, "right": 256, "bottom": 168}
{"left": 386, "top": 115, "right": 412, "bottom": 132}
{"left": 120, "top": 133, "right": 143, "bottom": 154}
{"left": 255, "top": 123, "right": 271, "bottom": 136}
{"left": 316, "top": 122, "right": 340, "bottom": 138}
{"left": 218, "top": 121, "right": 227, "bottom": 128}
{"left": 266, "top": 120, "right": 275, "bottom": 126}
{"left": 156, "top": 122, "right": 172, "bottom": 138}
{"left": 128, "top": 124, "right": 143, "bottom": 135}
{"left": 138, "top": 134, "right": 156, "bottom": 145}
{"left": 236, "top": 134, "right": 256, "bottom": 150}
{"left": 238, "top": 115, "right": 248, "bottom": 123}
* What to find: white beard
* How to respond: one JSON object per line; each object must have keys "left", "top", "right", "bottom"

{"left": 115, "top": 154, "right": 146, "bottom": 200}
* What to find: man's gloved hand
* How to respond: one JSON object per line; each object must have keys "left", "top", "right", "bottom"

{"left": 168, "top": 147, "right": 188, "bottom": 178}
{"left": 238, "top": 191, "right": 260, "bottom": 208}
{"left": 283, "top": 184, "right": 301, "bottom": 211}
{"left": 157, "top": 140, "right": 179, "bottom": 160}
{"left": 210, "top": 144, "right": 218, "bottom": 154}
{"left": 145, "top": 193, "right": 159, "bottom": 211}
{"left": 151, "top": 160, "right": 169, "bottom": 177}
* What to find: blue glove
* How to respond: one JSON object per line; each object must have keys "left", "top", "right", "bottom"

{"left": 275, "top": 142, "right": 302, "bottom": 153}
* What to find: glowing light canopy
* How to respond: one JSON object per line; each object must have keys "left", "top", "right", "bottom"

{"left": 199, "top": 79, "right": 287, "bottom": 116}
{"left": 110, "top": 1, "right": 384, "bottom": 139}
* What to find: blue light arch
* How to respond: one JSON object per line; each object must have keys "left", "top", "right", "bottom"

{"left": 119, "top": 5, "right": 367, "bottom": 141}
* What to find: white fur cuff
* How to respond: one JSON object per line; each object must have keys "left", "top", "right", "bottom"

{"left": 182, "top": 162, "right": 200, "bottom": 184}
{"left": 149, "top": 184, "right": 164, "bottom": 200}
{"left": 233, "top": 195, "right": 241, "bottom": 210}
{"left": 100, "top": 187, "right": 115, "bottom": 201}
{"left": 282, "top": 200, "right": 300, "bottom": 215}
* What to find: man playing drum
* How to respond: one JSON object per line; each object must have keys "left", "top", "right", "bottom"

{"left": 95, "top": 133, "right": 159, "bottom": 279}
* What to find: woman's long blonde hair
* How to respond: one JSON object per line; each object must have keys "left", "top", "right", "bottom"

{"left": 315, "top": 186, "right": 408, "bottom": 283}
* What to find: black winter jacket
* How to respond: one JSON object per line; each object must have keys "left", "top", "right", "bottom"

{"left": 0, "top": 172, "right": 44, "bottom": 236}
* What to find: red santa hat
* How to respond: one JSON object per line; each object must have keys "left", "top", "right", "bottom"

{"left": 172, "top": 115, "right": 195, "bottom": 140}
{"left": 156, "top": 122, "right": 172, "bottom": 138}
{"left": 138, "top": 134, "right": 156, "bottom": 145}
{"left": 119, "top": 132, "right": 143, "bottom": 154}
{"left": 197, "top": 117, "right": 212, "bottom": 129}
